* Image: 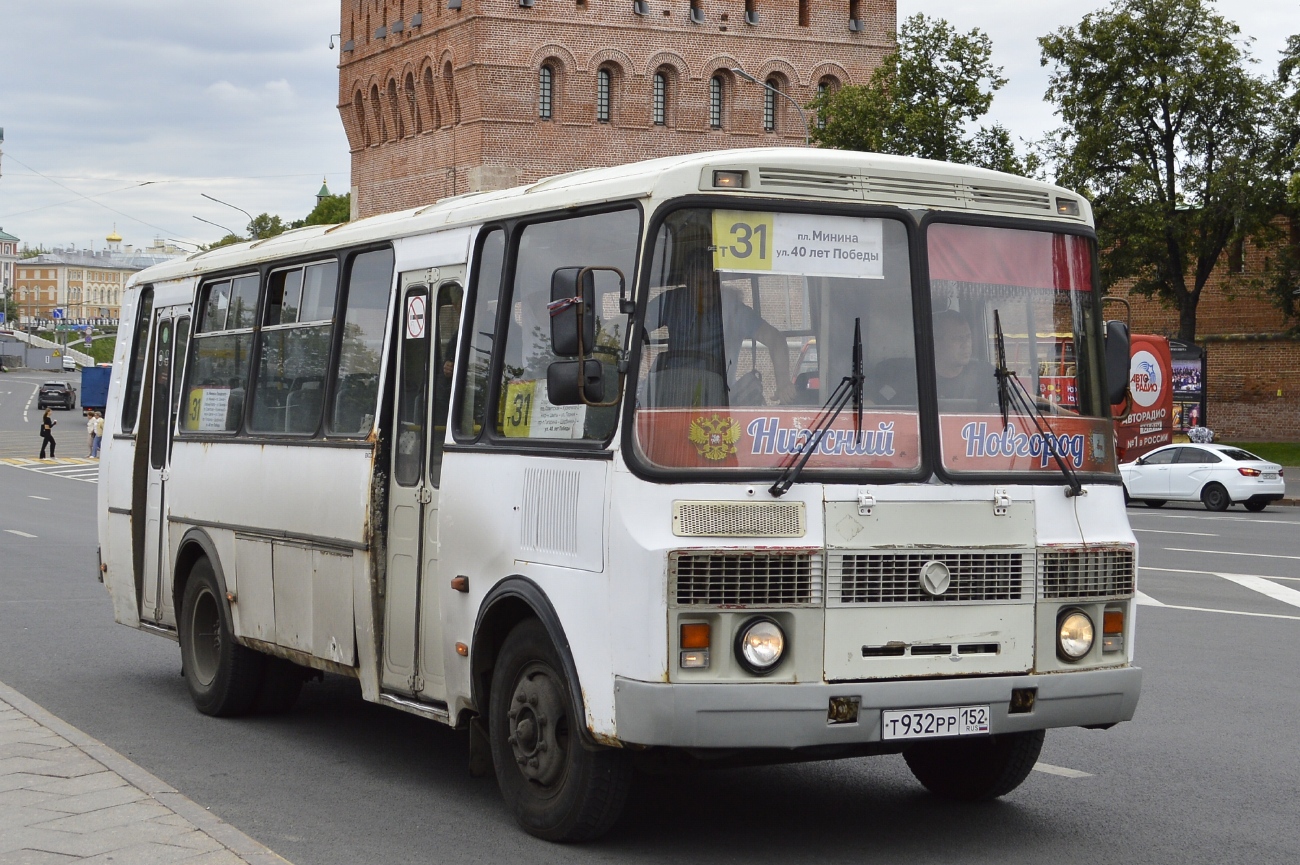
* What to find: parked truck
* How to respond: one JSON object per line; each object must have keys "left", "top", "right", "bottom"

{"left": 80, "top": 364, "right": 112, "bottom": 417}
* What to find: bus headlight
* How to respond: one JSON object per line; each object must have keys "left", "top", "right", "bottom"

{"left": 1057, "top": 610, "right": 1095, "bottom": 661}
{"left": 735, "top": 617, "right": 785, "bottom": 674}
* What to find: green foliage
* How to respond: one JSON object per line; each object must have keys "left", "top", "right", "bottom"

{"left": 810, "top": 14, "right": 1034, "bottom": 175}
{"left": 301, "top": 193, "right": 351, "bottom": 226}
{"left": 1040, "top": 0, "right": 1283, "bottom": 342}
{"left": 247, "top": 213, "right": 288, "bottom": 239}
{"left": 1221, "top": 442, "right": 1300, "bottom": 466}
{"left": 202, "top": 234, "right": 244, "bottom": 251}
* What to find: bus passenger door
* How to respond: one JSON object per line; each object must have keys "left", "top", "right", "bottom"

{"left": 382, "top": 279, "right": 441, "bottom": 699}
{"left": 139, "top": 310, "right": 186, "bottom": 624}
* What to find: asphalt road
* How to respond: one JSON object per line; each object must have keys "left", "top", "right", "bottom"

{"left": 1, "top": 373, "right": 1297, "bottom": 863}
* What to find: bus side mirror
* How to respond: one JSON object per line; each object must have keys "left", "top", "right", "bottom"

{"left": 550, "top": 267, "right": 596, "bottom": 358}
{"left": 547, "top": 360, "right": 605, "bottom": 405}
{"left": 1104, "top": 319, "right": 1130, "bottom": 406}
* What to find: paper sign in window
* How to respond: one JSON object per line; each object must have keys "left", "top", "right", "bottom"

{"left": 712, "top": 211, "right": 884, "bottom": 279}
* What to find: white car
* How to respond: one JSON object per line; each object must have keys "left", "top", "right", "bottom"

{"left": 1120, "top": 444, "right": 1286, "bottom": 512}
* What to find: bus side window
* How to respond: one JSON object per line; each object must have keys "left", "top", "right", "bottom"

{"left": 120, "top": 287, "right": 154, "bottom": 434}
{"left": 182, "top": 276, "right": 257, "bottom": 433}
{"left": 455, "top": 229, "right": 505, "bottom": 441}
{"left": 329, "top": 248, "right": 394, "bottom": 436}
{"left": 250, "top": 261, "right": 338, "bottom": 435}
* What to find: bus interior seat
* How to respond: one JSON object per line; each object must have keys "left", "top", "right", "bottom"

{"left": 285, "top": 380, "right": 324, "bottom": 432}
{"left": 646, "top": 350, "right": 728, "bottom": 408}
{"left": 867, "top": 357, "right": 918, "bottom": 407}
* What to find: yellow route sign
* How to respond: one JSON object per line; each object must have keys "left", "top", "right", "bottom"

{"left": 712, "top": 210, "right": 774, "bottom": 272}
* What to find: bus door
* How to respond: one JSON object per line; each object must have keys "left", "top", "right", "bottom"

{"left": 382, "top": 271, "right": 464, "bottom": 701}
{"left": 139, "top": 307, "right": 190, "bottom": 624}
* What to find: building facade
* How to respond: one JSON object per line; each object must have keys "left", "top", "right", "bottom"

{"left": 0, "top": 228, "right": 18, "bottom": 317}
{"left": 338, "top": 0, "right": 896, "bottom": 217}
{"left": 13, "top": 251, "right": 142, "bottom": 326}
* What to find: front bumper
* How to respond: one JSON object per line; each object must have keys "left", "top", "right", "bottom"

{"left": 614, "top": 666, "right": 1141, "bottom": 749}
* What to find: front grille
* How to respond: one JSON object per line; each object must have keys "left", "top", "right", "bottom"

{"left": 969, "top": 184, "right": 1053, "bottom": 211}
{"left": 830, "top": 551, "right": 1030, "bottom": 604}
{"left": 672, "top": 501, "right": 805, "bottom": 538}
{"left": 758, "top": 167, "right": 861, "bottom": 196}
{"left": 1039, "top": 547, "right": 1135, "bottom": 599}
{"left": 671, "top": 550, "right": 822, "bottom": 606}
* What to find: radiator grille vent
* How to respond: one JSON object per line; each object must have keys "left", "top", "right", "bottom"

{"left": 673, "top": 501, "right": 806, "bottom": 538}
{"left": 830, "top": 551, "right": 1031, "bottom": 604}
{"left": 672, "top": 550, "right": 822, "bottom": 605}
{"left": 969, "top": 184, "right": 1053, "bottom": 210}
{"left": 863, "top": 175, "right": 967, "bottom": 203}
{"left": 757, "top": 167, "right": 861, "bottom": 197}
{"left": 1039, "top": 548, "right": 1135, "bottom": 599}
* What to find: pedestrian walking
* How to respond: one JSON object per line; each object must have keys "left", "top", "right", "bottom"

{"left": 39, "top": 409, "right": 57, "bottom": 459}
{"left": 87, "top": 412, "right": 97, "bottom": 457}
{"left": 91, "top": 412, "right": 104, "bottom": 459}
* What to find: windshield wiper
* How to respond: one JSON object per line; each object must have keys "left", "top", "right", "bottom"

{"left": 770, "top": 318, "right": 864, "bottom": 497}
{"left": 992, "top": 310, "right": 1083, "bottom": 498}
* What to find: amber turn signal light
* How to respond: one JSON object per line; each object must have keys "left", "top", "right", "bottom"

{"left": 680, "top": 622, "right": 711, "bottom": 649}
{"left": 1103, "top": 611, "right": 1124, "bottom": 634}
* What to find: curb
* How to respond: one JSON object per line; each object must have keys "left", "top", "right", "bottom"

{"left": 0, "top": 678, "right": 292, "bottom": 865}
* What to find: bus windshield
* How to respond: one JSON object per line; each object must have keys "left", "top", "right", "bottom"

{"left": 927, "top": 221, "right": 1115, "bottom": 477}
{"left": 632, "top": 207, "right": 923, "bottom": 475}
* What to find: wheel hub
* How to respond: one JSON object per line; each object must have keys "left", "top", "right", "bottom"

{"left": 506, "top": 664, "right": 566, "bottom": 787}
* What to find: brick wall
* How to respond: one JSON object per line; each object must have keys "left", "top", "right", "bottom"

{"left": 339, "top": 0, "right": 896, "bottom": 216}
{"left": 1112, "top": 222, "right": 1300, "bottom": 441}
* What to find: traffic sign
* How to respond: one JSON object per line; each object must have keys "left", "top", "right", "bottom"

{"left": 51, "top": 309, "right": 64, "bottom": 320}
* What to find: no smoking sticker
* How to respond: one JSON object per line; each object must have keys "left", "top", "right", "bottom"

{"left": 406, "top": 294, "right": 427, "bottom": 339}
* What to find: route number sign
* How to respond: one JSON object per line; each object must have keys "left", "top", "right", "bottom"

{"left": 712, "top": 210, "right": 884, "bottom": 279}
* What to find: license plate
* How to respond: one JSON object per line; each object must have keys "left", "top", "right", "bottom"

{"left": 1263, "top": 473, "right": 1278, "bottom": 480}
{"left": 881, "top": 705, "right": 990, "bottom": 740}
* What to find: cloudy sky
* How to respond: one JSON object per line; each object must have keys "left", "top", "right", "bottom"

{"left": 2, "top": 1, "right": 1298, "bottom": 252}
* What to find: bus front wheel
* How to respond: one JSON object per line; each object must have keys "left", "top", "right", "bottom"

{"left": 179, "top": 558, "right": 264, "bottom": 717}
{"left": 488, "top": 619, "right": 631, "bottom": 841}
{"left": 904, "top": 729, "right": 1044, "bottom": 802}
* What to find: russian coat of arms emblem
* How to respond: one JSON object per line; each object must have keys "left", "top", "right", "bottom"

{"left": 688, "top": 414, "right": 741, "bottom": 461}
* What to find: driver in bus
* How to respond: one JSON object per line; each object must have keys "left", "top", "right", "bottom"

{"left": 933, "top": 309, "right": 996, "bottom": 405}
{"left": 645, "top": 248, "right": 795, "bottom": 405}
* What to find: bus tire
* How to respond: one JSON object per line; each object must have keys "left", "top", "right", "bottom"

{"left": 903, "top": 729, "right": 1045, "bottom": 802}
{"left": 179, "top": 558, "right": 264, "bottom": 717}
{"left": 1201, "top": 483, "right": 1230, "bottom": 512}
{"left": 488, "top": 618, "right": 631, "bottom": 842}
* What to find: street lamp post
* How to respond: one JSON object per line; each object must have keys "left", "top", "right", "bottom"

{"left": 732, "top": 68, "right": 811, "bottom": 146}
{"left": 201, "top": 193, "right": 258, "bottom": 238}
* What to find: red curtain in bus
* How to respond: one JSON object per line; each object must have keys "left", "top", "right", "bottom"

{"left": 927, "top": 223, "right": 1093, "bottom": 291}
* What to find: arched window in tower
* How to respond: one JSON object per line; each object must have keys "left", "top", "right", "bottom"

{"left": 709, "top": 75, "right": 723, "bottom": 129}
{"left": 764, "top": 77, "right": 779, "bottom": 132}
{"left": 539, "top": 64, "right": 554, "bottom": 120}
{"left": 387, "top": 79, "right": 404, "bottom": 139}
{"left": 443, "top": 61, "right": 459, "bottom": 124}
{"left": 370, "top": 84, "right": 387, "bottom": 142}
{"left": 798, "top": 0, "right": 809, "bottom": 27}
{"left": 597, "top": 68, "right": 611, "bottom": 123}
{"left": 848, "top": 0, "right": 862, "bottom": 29}
{"left": 744, "top": 0, "right": 757, "bottom": 25}
{"left": 423, "top": 67, "right": 441, "bottom": 128}
{"left": 405, "top": 72, "right": 420, "bottom": 133}
{"left": 653, "top": 71, "right": 667, "bottom": 126}
{"left": 353, "top": 90, "right": 369, "bottom": 147}
{"left": 816, "top": 76, "right": 839, "bottom": 129}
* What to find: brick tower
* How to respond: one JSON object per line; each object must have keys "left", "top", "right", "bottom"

{"left": 338, "top": 0, "right": 896, "bottom": 217}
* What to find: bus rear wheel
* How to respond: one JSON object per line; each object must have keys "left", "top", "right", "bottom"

{"left": 488, "top": 619, "right": 631, "bottom": 841}
{"left": 179, "top": 558, "right": 264, "bottom": 717}
{"left": 904, "top": 729, "right": 1044, "bottom": 802}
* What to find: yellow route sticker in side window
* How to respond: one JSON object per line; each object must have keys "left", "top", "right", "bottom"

{"left": 501, "top": 379, "right": 537, "bottom": 438}
{"left": 713, "top": 211, "right": 774, "bottom": 272}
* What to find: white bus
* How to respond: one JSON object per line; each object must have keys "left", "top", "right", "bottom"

{"left": 99, "top": 148, "right": 1140, "bottom": 841}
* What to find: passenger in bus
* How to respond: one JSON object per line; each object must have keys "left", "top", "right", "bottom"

{"left": 646, "top": 249, "right": 794, "bottom": 406}
{"left": 933, "top": 310, "right": 996, "bottom": 405}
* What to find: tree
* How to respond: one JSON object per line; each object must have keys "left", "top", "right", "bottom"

{"left": 300, "top": 193, "right": 350, "bottom": 227}
{"left": 1040, "top": 0, "right": 1281, "bottom": 342}
{"left": 810, "top": 14, "right": 1033, "bottom": 175}
{"left": 246, "top": 213, "right": 288, "bottom": 239}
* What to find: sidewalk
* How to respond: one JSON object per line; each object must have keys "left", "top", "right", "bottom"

{"left": 0, "top": 680, "right": 290, "bottom": 865}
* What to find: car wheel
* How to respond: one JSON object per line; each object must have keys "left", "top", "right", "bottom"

{"left": 489, "top": 618, "right": 631, "bottom": 841}
{"left": 1143, "top": 500, "right": 1167, "bottom": 508}
{"left": 1201, "top": 483, "right": 1230, "bottom": 512}
{"left": 904, "top": 729, "right": 1045, "bottom": 802}
{"left": 179, "top": 557, "right": 265, "bottom": 717}
{"left": 1123, "top": 486, "right": 1132, "bottom": 505}
{"left": 1244, "top": 500, "right": 1269, "bottom": 513}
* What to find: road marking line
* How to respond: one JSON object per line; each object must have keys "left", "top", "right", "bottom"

{"left": 1134, "top": 514, "right": 1300, "bottom": 526}
{"left": 1164, "top": 547, "right": 1300, "bottom": 561}
{"left": 1215, "top": 572, "right": 1300, "bottom": 611}
{"left": 1137, "top": 602, "right": 1300, "bottom": 621}
{"left": 1141, "top": 566, "right": 1300, "bottom": 583}
{"left": 1033, "top": 762, "right": 1094, "bottom": 778}
{"left": 1132, "top": 529, "right": 1219, "bottom": 537}
{"left": 27, "top": 495, "right": 49, "bottom": 500}
{"left": 4, "top": 530, "right": 37, "bottom": 538}
{"left": 1135, "top": 591, "right": 1166, "bottom": 607}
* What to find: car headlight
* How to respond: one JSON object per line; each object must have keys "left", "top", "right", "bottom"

{"left": 735, "top": 617, "right": 785, "bottom": 674}
{"left": 1057, "top": 610, "right": 1095, "bottom": 661}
